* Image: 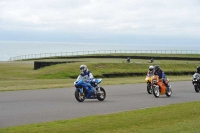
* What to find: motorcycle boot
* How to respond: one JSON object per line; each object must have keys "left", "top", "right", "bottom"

{"left": 96, "top": 86, "right": 101, "bottom": 93}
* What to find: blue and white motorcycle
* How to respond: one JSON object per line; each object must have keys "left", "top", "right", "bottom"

{"left": 74, "top": 78, "right": 106, "bottom": 102}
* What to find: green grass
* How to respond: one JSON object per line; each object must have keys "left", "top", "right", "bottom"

{"left": 0, "top": 54, "right": 199, "bottom": 132}
{"left": 1, "top": 59, "right": 198, "bottom": 80}
{"left": 1, "top": 101, "right": 200, "bottom": 133}
{"left": 0, "top": 58, "right": 196, "bottom": 91}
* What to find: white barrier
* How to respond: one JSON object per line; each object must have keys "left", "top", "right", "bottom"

{"left": 9, "top": 50, "right": 200, "bottom": 61}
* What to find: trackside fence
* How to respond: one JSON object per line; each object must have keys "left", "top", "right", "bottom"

{"left": 9, "top": 50, "right": 200, "bottom": 61}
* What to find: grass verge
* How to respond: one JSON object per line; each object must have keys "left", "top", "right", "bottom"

{"left": 1, "top": 101, "right": 200, "bottom": 133}
{"left": 0, "top": 58, "right": 196, "bottom": 91}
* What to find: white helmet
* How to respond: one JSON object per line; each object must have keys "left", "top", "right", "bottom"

{"left": 80, "top": 64, "right": 87, "bottom": 72}
{"left": 149, "top": 65, "right": 154, "bottom": 71}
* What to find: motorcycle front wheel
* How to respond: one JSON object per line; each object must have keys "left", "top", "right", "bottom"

{"left": 147, "top": 83, "right": 152, "bottom": 94}
{"left": 75, "top": 89, "right": 85, "bottom": 102}
{"left": 194, "top": 85, "right": 200, "bottom": 93}
{"left": 97, "top": 87, "right": 106, "bottom": 101}
{"left": 153, "top": 86, "right": 160, "bottom": 98}
{"left": 166, "top": 86, "right": 172, "bottom": 97}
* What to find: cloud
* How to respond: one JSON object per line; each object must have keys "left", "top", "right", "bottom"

{"left": 0, "top": 0, "right": 200, "bottom": 42}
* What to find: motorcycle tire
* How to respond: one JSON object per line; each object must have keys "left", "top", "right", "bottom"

{"left": 166, "top": 87, "right": 172, "bottom": 97}
{"left": 75, "top": 89, "right": 85, "bottom": 102}
{"left": 97, "top": 87, "right": 106, "bottom": 101}
{"left": 194, "top": 85, "right": 200, "bottom": 93}
{"left": 147, "top": 83, "right": 152, "bottom": 94}
{"left": 153, "top": 86, "right": 160, "bottom": 98}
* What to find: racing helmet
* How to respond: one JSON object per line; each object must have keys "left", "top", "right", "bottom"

{"left": 154, "top": 65, "right": 161, "bottom": 72}
{"left": 149, "top": 66, "right": 154, "bottom": 71}
{"left": 80, "top": 64, "right": 87, "bottom": 73}
{"left": 197, "top": 66, "right": 200, "bottom": 73}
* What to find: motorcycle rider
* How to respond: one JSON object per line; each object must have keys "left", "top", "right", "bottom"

{"left": 146, "top": 65, "right": 154, "bottom": 77}
{"left": 196, "top": 66, "right": 200, "bottom": 73}
{"left": 127, "top": 57, "right": 130, "bottom": 63}
{"left": 153, "top": 65, "right": 169, "bottom": 91}
{"left": 76, "top": 64, "right": 99, "bottom": 94}
{"left": 150, "top": 58, "right": 154, "bottom": 63}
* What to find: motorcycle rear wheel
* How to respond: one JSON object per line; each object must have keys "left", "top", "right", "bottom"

{"left": 194, "top": 85, "right": 200, "bottom": 93}
{"left": 97, "top": 87, "right": 106, "bottom": 101}
{"left": 75, "top": 89, "right": 85, "bottom": 102}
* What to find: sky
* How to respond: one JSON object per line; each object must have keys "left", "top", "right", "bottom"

{"left": 0, "top": 0, "right": 200, "bottom": 44}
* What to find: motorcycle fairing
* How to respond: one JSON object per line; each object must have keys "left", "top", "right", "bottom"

{"left": 192, "top": 73, "right": 200, "bottom": 82}
{"left": 75, "top": 78, "right": 98, "bottom": 99}
{"left": 152, "top": 75, "right": 166, "bottom": 94}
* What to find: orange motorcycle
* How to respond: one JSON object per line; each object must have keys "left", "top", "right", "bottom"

{"left": 145, "top": 76, "right": 153, "bottom": 94}
{"left": 151, "top": 75, "right": 172, "bottom": 98}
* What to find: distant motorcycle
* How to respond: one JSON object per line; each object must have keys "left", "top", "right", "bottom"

{"left": 152, "top": 75, "right": 172, "bottom": 98}
{"left": 192, "top": 73, "right": 200, "bottom": 92}
{"left": 145, "top": 76, "right": 153, "bottom": 94}
{"left": 74, "top": 78, "right": 106, "bottom": 102}
{"left": 150, "top": 58, "right": 154, "bottom": 63}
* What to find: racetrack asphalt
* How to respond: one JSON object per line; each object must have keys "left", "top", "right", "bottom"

{"left": 0, "top": 81, "right": 199, "bottom": 128}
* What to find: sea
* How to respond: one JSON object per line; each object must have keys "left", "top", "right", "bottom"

{"left": 0, "top": 41, "right": 200, "bottom": 61}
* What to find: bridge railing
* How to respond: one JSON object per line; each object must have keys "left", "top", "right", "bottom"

{"left": 9, "top": 50, "right": 200, "bottom": 61}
